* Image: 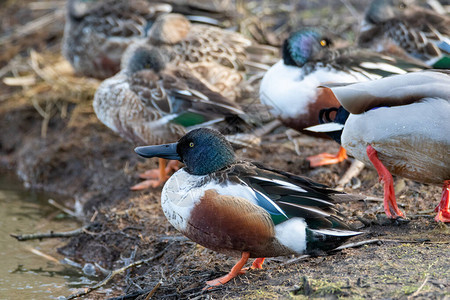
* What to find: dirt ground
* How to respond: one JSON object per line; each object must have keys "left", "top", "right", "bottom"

{"left": 0, "top": 1, "right": 449, "bottom": 299}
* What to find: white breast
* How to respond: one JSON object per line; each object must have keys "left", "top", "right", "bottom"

{"left": 259, "top": 60, "right": 372, "bottom": 119}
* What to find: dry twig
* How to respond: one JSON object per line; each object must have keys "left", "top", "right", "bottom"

{"left": 25, "top": 246, "right": 60, "bottom": 264}
{"left": 279, "top": 254, "right": 311, "bottom": 267}
{"left": 66, "top": 243, "right": 173, "bottom": 300}
{"left": 0, "top": 10, "right": 64, "bottom": 45}
{"left": 10, "top": 224, "right": 96, "bottom": 241}
{"left": 339, "top": 0, "right": 361, "bottom": 21}
{"left": 48, "top": 198, "right": 77, "bottom": 217}
{"left": 145, "top": 280, "right": 162, "bottom": 300}
{"left": 408, "top": 275, "right": 430, "bottom": 299}
{"left": 336, "top": 159, "right": 365, "bottom": 190}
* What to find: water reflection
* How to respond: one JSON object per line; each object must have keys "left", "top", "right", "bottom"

{"left": 0, "top": 171, "right": 89, "bottom": 299}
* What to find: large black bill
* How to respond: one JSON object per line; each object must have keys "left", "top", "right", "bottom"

{"left": 134, "top": 142, "right": 180, "bottom": 160}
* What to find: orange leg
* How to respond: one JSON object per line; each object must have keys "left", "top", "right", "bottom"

{"left": 242, "top": 257, "right": 265, "bottom": 272}
{"left": 366, "top": 145, "right": 405, "bottom": 219}
{"left": 203, "top": 252, "right": 250, "bottom": 290}
{"left": 307, "top": 146, "right": 348, "bottom": 168}
{"left": 138, "top": 159, "right": 179, "bottom": 179}
{"left": 435, "top": 180, "right": 450, "bottom": 223}
{"left": 131, "top": 158, "right": 179, "bottom": 190}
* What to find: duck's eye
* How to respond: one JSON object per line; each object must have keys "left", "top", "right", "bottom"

{"left": 189, "top": 142, "right": 194, "bottom": 148}
{"left": 320, "top": 39, "right": 328, "bottom": 47}
{"left": 399, "top": 2, "right": 406, "bottom": 9}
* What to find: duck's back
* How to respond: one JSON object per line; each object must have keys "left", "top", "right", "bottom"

{"left": 93, "top": 71, "right": 186, "bottom": 145}
{"left": 342, "top": 98, "right": 450, "bottom": 184}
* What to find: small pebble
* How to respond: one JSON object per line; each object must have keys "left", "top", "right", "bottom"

{"left": 83, "top": 263, "right": 96, "bottom": 276}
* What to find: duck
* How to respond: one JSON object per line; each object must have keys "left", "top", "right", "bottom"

{"left": 358, "top": 0, "right": 450, "bottom": 68}
{"left": 62, "top": 0, "right": 173, "bottom": 79}
{"left": 260, "top": 28, "right": 428, "bottom": 167}
{"left": 139, "top": 12, "right": 279, "bottom": 101}
{"left": 94, "top": 44, "right": 250, "bottom": 190}
{"left": 63, "top": 0, "right": 278, "bottom": 98}
{"left": 306, "top": 70, "right": 450, "bottom": 222}
{"left": 134, "top": 127, "right": 363, "bottom": 289}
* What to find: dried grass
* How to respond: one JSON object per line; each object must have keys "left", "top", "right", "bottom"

{"left": 2, "top": 50, "right": 99, "bottom": 137}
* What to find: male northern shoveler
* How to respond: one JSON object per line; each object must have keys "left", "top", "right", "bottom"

{"left": 307, "top": 70, "right": 450, "bottom": 222}
{"left": 358, "top": 0, "right": 450, "bottom": 68}
{"left": 260, "top": 28, "right": 427, "bottom": 167}
{"left": 94, "top": 45, "right": 249, "bottom": 189}
{"left": 135, "top": 127, "right": 363, "bottom": 289}
{"left": 62, "top": 0, "right": 172, "bottom": 79}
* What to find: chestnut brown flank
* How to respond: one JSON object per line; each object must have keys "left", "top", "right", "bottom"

{"left": 185, "top": 189, "right": 290, "bottom": 257}
{"left": 283, "top": 87, "right": 340, "bottom": 139}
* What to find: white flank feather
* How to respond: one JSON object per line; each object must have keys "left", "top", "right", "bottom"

{"left": 274, "top": 218, "right": 307, "bottom": 254}
{"left": 305, "top": 123, "right": 345, "bottom": 133}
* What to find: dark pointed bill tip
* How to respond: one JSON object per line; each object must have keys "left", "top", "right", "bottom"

{"left": 134, "top": 143, "right": 180, "bottom": 160}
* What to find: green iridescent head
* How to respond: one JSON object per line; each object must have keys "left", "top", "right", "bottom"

{"left": 282, "top": 29, "right": 332, "bottom": 67}
{"left": 135, "top": 128, "right": 236, "bottom": 176}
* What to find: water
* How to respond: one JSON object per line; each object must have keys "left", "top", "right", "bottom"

{"left": 0, "top": 171, "right": 90, "bottom": 299}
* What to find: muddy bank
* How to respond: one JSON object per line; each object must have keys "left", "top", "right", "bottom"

{"left": 0, "top": 100, "right": 135, "bottom": 214}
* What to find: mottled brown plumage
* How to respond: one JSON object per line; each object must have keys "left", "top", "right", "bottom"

{"left": 94, "top": 45, "right": 246, "bottom": 147}
{"left": 140, "top": 13, "right": 279, "bottom": 101}
{"left": 62, "top": 0, "right": 172, "bottom": 79}
{"left": 359, "top": 0, "right": 450, "bottom": 67}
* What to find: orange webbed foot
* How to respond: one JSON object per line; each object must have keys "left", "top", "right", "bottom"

{"left": 203, "top": 252, "right": 250, "bottom": 291}
{"left": 242, "top": 257, "right": 265, "bottom": 272}
{"left": 138, "top": 169, "right": 160, "bottom": 180}
{"left": 131, "top": 158, "right": 179, "bottom": 190}
{"left": 307, "top": 147, "right": 348, "bottom": 167}
{"left": 435, "top": 210, "right": 450, "bottom": 223}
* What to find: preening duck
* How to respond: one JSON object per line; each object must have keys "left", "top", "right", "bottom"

{"left": 135, "top": 128, "right": 362, "bottom": 289}
{"left": 307, "top": 70, "right": 450, "bottom": 222}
